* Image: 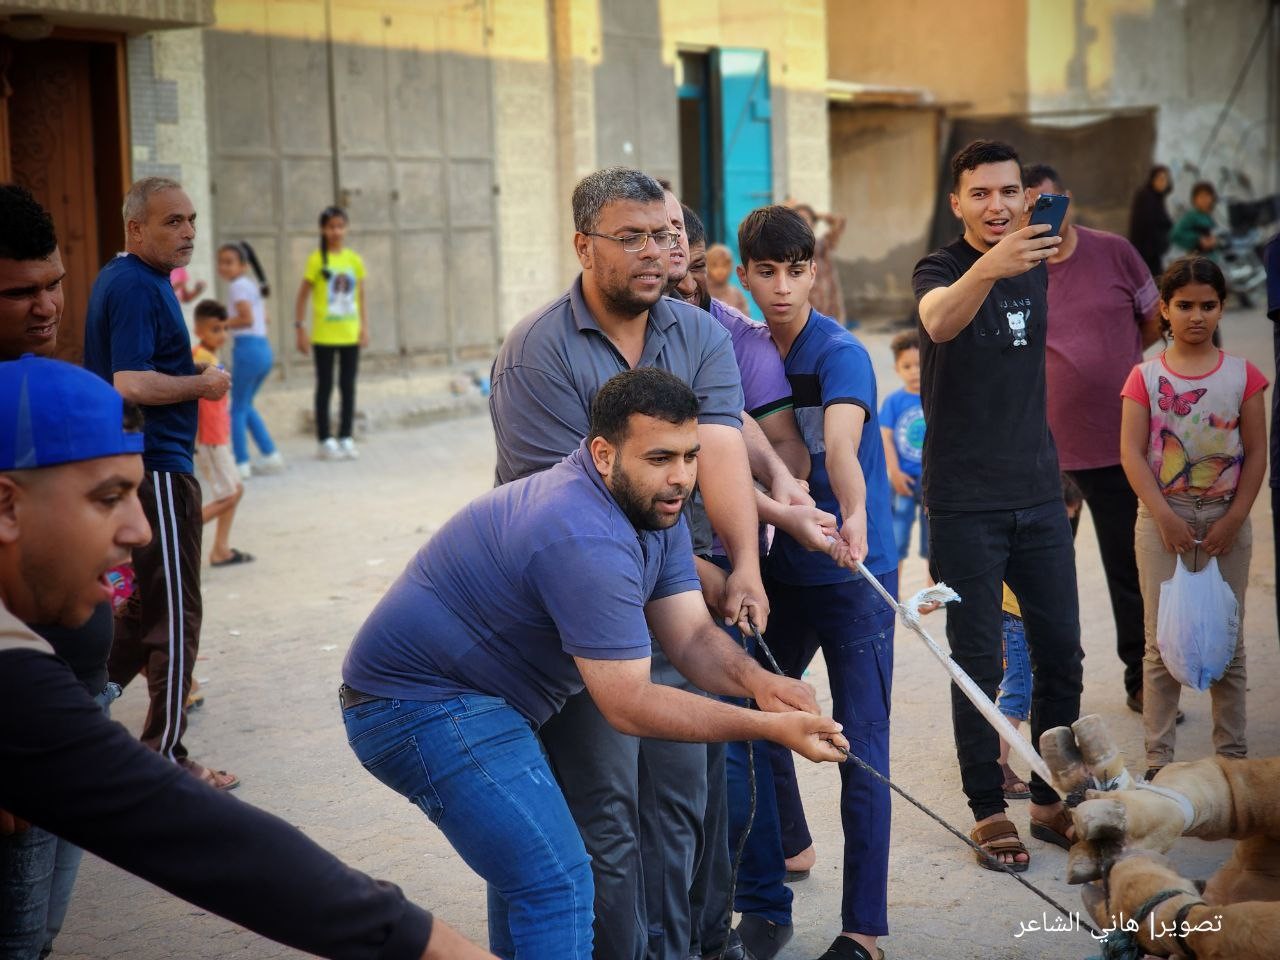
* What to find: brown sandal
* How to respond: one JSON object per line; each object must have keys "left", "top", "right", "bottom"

{"left": 1000, "top": 762, "right": 1031, "bottom": 800}
{"left": 970, "top": 818, "right": 1029, "bottom": 873}
{"left": 181, "top": 759, "right": 240, "bottom": 791}
{"left": 1029, "top": 805, "right": 1075, "bottom": 850}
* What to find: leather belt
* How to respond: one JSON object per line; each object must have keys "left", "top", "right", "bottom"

{"left": 338, "top": 683, "right": 382, "bottom": 710}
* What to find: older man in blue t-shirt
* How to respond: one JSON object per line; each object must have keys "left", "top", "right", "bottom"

{"left": 83, "top": 177, "right": 234, "bottom": 789}
{"left": 340, "top": 369, "right": 848, "bottom": 960}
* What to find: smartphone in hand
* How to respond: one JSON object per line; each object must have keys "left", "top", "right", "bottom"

{"left": 1027, "top": 193, "right": 1069, "bottom": 238}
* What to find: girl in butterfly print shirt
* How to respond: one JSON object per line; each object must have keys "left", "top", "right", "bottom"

{"left": 1118, "top": 256, "right": 1267, "bottom": 775}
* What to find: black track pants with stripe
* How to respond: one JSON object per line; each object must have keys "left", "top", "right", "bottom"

{"left": 108, "top": 470, "right": 204, "bottom": 762}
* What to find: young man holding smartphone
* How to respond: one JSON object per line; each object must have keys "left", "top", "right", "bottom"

{"left": 912, "top": 139, "right": 1084, "bottom": 872}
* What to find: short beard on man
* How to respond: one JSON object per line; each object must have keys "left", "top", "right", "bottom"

{"left": 607, "top": 460, "right": 687, "bottom": 531}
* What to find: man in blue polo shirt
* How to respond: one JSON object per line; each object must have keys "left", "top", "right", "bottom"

{"left": 735, "top": 205, "right": 898, "bottom": 960}
{"left": 341, "top": 369, "right": 848, "bottom": 960}
{"left": 83, "top": 177, "right": 235, "bottom": 789}
{"left": 488, "top": 167, "right": 775, "bottom": 960}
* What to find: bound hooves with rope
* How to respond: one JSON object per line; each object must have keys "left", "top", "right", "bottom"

{"left": 1040, "top": 718, "right": 1280, "bottom": 959}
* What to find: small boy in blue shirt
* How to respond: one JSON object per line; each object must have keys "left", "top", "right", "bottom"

{"left": 879, "top": 329, "right": 927, "bottom": 580}
{"left": 733, "top": 204, "right": 896, "bottom": 960}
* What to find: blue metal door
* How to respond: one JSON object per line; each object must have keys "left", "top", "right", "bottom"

{"left": 713, "top": 47, "right": 772, "bottom": 317}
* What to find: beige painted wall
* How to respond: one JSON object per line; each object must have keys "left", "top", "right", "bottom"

{"left": 828, "top": 105, "right": 939, "bottom": 320}
{"left": 490, "top": 1, "right": 565, "bottom": 324}
{"left": 826, "top": 0, "right": 1029, "bottom": 115}
{"left": 139, "top": 28, "right": 215, "bottom": 321}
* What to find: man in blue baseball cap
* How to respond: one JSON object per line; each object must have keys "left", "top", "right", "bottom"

{"left": 0, "top": 355, "right": 492, "bottom": 960}
{"left": 0, "top": 184, "right": 127, "bottom": 959}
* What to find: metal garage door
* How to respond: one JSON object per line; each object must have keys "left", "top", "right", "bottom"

{"left": 206, "top": 0, "right": 499, "bottom": 373}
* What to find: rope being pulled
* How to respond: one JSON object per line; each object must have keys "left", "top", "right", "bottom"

{"left": 746, "top": 622, "right": 1102, "bottom": 941}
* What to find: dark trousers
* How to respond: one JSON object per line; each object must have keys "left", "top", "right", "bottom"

{"left": 107, "top": 470, "right": 203, "bottom": 761}
{"left": 928, "top": 500, "right": 1083, "bottom": 819}
{"left": 688, "top": 741, "right": 731, "bottom": 956}
{"left": 723, "top": 608, "right": 792, "bottom": 928}
{"left": 771, "top": 745, "right": 812, "bottom": 859}
{"left": 731, "top": 573, "right": 897, "bottom": 936}
{"left": 539, "top": 646, "right": 707, "bottom": 960}
{"left": 313, "top": 344, "right": 359, "bottom": 441}
{"left": 1065, "top": 464, "right": 1146, "bottom": 698}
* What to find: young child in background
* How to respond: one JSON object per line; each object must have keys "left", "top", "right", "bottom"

{"left": 996, "top": 474, "right": 1084, "bottom": 803}
{"left": 1119, "top": 256, "right": 1267, "bottom": 780}
{"left": 169, "top": 265, "right": 206, "bottom": 303}
{"left": 218, "top": 241, "right": 283, "bottom": 478}
{"left": 295, "top": 205, "right": 368, "bottom": 461}
{"left": 192, "top": 301, "right": 254, "bottom": 568}
{"left": 705, "top": 243, "right": 750, "bottom": 314}
{"left": 879, "top": 330, "right": 926, "bottom": 581}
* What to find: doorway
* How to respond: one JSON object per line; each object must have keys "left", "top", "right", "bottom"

{"left": 676, "top": 46, "right": 772, "bottom": 316}
{"left": 1, "top": 35, "right": 128, "bottom": 362}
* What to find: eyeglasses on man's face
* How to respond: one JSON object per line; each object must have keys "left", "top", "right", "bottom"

{"left": 585, "top": 230, "right": 680, "bottom": 253}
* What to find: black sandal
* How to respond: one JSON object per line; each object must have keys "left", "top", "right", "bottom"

{"left": 211, "top": 548, "right": 255, "bottom": 567}
{"left": 811, "top": 935, "right": 885, "bottom": 960}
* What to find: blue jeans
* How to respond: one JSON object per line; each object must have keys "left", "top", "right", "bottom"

{"left": 997, "top": 612, "right": 1031, "bottom": 723}
{"left": 230, "top": 335, "right": 277, "bottom": 465}
{"left": 342, "top": 693, "right": 593, "bottom": 960}
{"left": 732, "top": 572, "right": 898, "bottom": 936}
{"left": 891, "top": 492, "right": 928, "bottom": 561}
{"left": 0, "top": 684, "right": 119, "bottom": 960}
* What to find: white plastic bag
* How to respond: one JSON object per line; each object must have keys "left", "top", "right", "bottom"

{"left": 1156, "top": 556, "right": 1239, "bottom": 690}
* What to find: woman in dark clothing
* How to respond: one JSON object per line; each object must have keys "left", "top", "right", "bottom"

{"left": 1129, "top": 165, "right": 1174, "bottom": 277}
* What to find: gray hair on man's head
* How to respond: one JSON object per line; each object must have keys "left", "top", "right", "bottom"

{"left": 571, "top": 167, "right": 664, "bottom": 234}
{"left": 122, "top": 177, "right": 184, "bottom": 224}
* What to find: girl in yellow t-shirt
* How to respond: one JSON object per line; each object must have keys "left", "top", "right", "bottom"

{"left": 294, "top": 205, "right": 367, "bottom": 460}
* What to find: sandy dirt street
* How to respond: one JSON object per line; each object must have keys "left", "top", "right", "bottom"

{"left": 58, "top": 309, "right": 1277, "bottom": 960}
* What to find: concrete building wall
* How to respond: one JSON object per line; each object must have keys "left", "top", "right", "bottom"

{"left": 128, "top": 27, "right": 215, "bottom": 307}
{"left": 829, "top": 105, "right": 940, "bottom": 320}
{"left": 490, "top": 1, "right": 565, "bottom": 324}
{"left": 827, "top": 0, "right": 1030, "bottom": 115}
{"left": 1027, "top": 0, "right": 1279, "bottom": 205}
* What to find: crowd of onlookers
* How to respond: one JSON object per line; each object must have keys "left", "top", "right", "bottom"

{"left": 0, "top": 136, "right": 1276, "bottom": 960}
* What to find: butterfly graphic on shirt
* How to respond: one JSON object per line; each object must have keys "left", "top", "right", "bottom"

{"left": 1157, "top": 429, "right": 1239, "bottom": 495}
{"left": 1156, "top": 376, "right": 1207, "bottom": 416}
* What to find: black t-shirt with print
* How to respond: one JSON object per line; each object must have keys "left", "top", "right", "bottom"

{"left": 912, "top": 236, "right": 1061, "bottom": 512}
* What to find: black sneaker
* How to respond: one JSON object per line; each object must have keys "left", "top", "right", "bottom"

{"left": 734, "top": 915, "right": 792, "bottom": 960}
{"left": 700, "top": 928, "right": 756, "bottom": 960}
{"left": 812, "top": 935, "right": 884, "bottom": 960}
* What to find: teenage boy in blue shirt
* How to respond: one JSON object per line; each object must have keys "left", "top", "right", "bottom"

{"left": 735, "top": 205, "right": 898, "bottom": 960}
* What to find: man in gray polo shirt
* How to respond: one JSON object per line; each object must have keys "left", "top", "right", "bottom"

{"left": 490, "top": 167, "right": 763, "bottom": 960}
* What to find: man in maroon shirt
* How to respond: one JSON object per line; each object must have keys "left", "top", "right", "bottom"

{"left": 1024, "top": 164, "right": 1163, "bottom": 713}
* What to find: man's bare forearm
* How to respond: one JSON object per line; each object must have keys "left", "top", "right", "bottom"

{"left": 918, "top": 264, "right": 995, "bottom": 343}
{"left": 659, "top": 620, "right": 762, "bottom": 698}
{"left": 741, "top": 415, "right": 790, "bottom": 487}
{"left": 604, "top": 680, "right": 782, "bottom": 743}
{"left": 825, "top": 444, "right": 866, "bottom": 526}
{"left": 698, "top": 425, "right": 761, "bottom": 568}
{"left": 114, "top": 370, "right": 206, "bottom": 405}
